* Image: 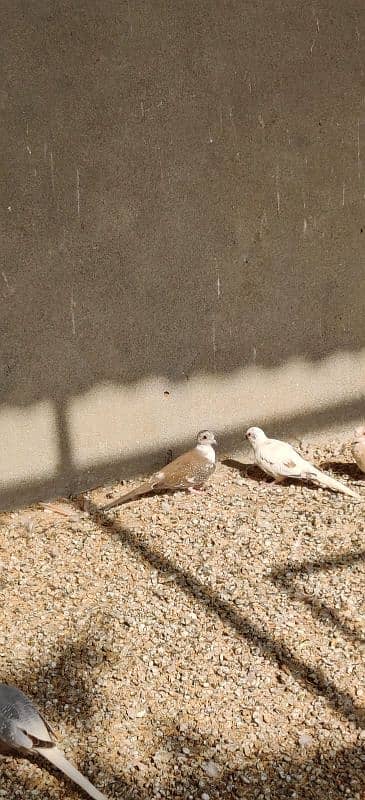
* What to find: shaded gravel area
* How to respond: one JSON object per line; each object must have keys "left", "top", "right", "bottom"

{"left": 0, "top": 439, "right": 364, "bottom": 799}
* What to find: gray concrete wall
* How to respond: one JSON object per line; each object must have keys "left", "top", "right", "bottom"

{"left": 1, "top": 0, "right": 364, "bottom": 509}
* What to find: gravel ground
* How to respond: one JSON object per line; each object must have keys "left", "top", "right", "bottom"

{"left": 0, "top": 439, "right": 364, "bottom": 800}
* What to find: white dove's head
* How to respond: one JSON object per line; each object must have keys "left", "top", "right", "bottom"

{"left": 354, "top": 425, "right": 365, "bottom": 441}
{"left": 245, "top": 426, "right": 267, "bottom": 446}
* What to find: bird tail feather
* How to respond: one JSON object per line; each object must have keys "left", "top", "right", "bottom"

{"left": 304, "top": 468, "right": 360, "bottom": 499}
{"left": 39, "top": 746, "right": 108, "bottom": 800}
{"left": 100, "top": 480, "right": 154, "bottom": 511}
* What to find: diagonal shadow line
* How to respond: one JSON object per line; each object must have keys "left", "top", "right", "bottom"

{"left": 270, "top": 550, "right": 365, "bottom": 646}
{"left": 274, "top": 586, "right": 365, "bottom": 646}
{"left": 1, "top": 393, "right": 364, "bottom": 512}
{"left": 79, "top": 500, "right": 365, "bottom": 730}
{"left": 271, "top": 549, "right": 365, "bottom": 578}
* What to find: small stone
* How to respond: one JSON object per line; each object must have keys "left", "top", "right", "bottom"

{"left": 298, "top": 733, "right": 314, "bottom": 747}
{"left": 202, "top": 760, "right": 220, "bottom": 778}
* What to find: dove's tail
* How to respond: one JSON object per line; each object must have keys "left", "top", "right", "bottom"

{"left": 305, "top": 467, "right": 360, "bottom": 499}
{"left": 100, "top": 480, "right": 155, "bottom": 511}
{"left": 38, "top": 746, "right": 108, "bottom": 800}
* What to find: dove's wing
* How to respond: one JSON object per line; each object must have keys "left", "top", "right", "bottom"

{"left": 257, "top": 440, "right": 359, "bottom": 498}
{"left": 258, "top": 439, "right": 313, "bottom": 478}
{"left": 0, "top": 684, "right": 53, "bottom": 750}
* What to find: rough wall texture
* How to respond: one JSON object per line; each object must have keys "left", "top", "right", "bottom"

{"left": 1, "top": 1, "right": 364, "bottom": 508}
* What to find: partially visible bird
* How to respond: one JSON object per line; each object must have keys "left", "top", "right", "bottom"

{"left": 0, "top": 683, "right": 108, "bottom": 800}
{"left": 351, "top": 425, "right": 365, "bottom": 474}
{"left": 100, "top": 430, "right": 217, "bottom": 510}
{"left": 245, "top": 426, "right": 360, "bottom": 499}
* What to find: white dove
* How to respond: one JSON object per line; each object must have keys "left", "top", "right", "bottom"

{"left": 0, "top": 683, "right": 108, "bottom": 800}
{"left": 351, "top": 425, "right": 365, "bottom": 474}
{"left": 245, "top": 427, "right": 360, "bottom": 499}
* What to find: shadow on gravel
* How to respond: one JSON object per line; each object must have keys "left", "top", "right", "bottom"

{"left": 163, "top": 728, "right": 365, "bottom": 799}
{"left": 222, "top": 458, "right": 265, "bottom": 482}
{"left": 7, "top": 634, "right": 104, "bottom": 726}
{"left": 320, "top": 460, "right": 364, "bottom": 481}
{"left": 0, "top": 623, "right": 123, "bottom": 798}
{"left": 1, "top": 732, "right": 365, "bottom": 799}
{"left": 1, "top": 506, "right": 365, "bottom": 797}
{"left": 271, "top": 550, "right": 365, "bottom": 646}
{"left": 13, "top": 721, "right": 364, "bottom": 800}
{"left": 79, "top": 499, "right": 365, "bottom": 731}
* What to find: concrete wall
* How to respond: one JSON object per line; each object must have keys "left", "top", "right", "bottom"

{"left": 1, "top": 0, "right": 364, "bottom": 509}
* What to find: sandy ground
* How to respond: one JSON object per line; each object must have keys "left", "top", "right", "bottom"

{"left": 0, "top": 439, "right": 364, "bottom": 800}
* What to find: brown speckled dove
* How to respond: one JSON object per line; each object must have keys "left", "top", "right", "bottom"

{"left": 0, "top": 683, "right": 108, "bottom": 800}
{"left": 100, "top": 430, "right": 217, "bottom": 510}
{"left": 351, "top": 426, "right": 365, "bottom": 474}
{"left": 246, "top": 426, "right": 360, "bottom": 499}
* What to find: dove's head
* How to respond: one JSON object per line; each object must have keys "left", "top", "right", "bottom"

{"left": 353, "top": 425, "right": 365, "bottom": 441}
{"left": 245, "top": 426, "right": 267, "bottom": 447}
{"left": 196, "top": 430, "right": 217, "bottom": 446}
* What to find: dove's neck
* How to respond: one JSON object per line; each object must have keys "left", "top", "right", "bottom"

{"left": 196, "top": 444, "right": 216, "bottom": 463}
{"left": 252, "top": 434, "right": 268, "bottom": 451}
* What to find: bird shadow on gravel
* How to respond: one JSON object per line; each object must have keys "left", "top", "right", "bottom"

{"left": 222, "top": 458, "right": 265, "bottom": 482}
{"left": 79, "top": 499, "right": 365, "bottom": 732}
{"left": 270, "top": 550, "right": 365, "bottom": 646}
{"left": 320, "top": 460, "right": 364, "bottom": 481}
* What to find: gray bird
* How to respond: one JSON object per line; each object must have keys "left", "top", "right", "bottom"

{"left": 101, "top": 429, "right": 217, "bottom": 510}
{"left": 0, "top": 683, "right": 108, "bottom": 800}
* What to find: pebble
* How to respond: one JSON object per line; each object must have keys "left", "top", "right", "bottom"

{"left": 298, "top": 732, "right": 315, "bottom": 747}
{"left": 202, "top": 760, "right": 220, "bottom": 778}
